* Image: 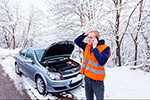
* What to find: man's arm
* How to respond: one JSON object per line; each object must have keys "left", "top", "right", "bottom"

{"left": 92, "top": 47, "right": 110, "bottom": 66}
{"left": 74, "top": 33, "right": 87, "bottom": 50}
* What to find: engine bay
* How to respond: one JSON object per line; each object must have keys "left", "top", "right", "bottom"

{"left": 41, "top": 57, "right": 80, "bottom": 74}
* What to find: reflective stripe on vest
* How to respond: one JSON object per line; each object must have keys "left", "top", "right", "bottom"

{"left": 82, "top": 63, "right": 105, "bottom": 74}
{"left": 82, "top": 59, "right": 105, "bottom": 68}
{"left": 81, "top": 58, "right": 105, "bottom": 74}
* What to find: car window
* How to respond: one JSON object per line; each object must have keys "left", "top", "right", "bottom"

{"left": 26, "top": 49, "right": 34, "bottom": 60}
{"left": 19, "top": 49, "right": 27, "bottom": 57}
{"left": 35, "top": 49, "right": 45, "bottom": 62}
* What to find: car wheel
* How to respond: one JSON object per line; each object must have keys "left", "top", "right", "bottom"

{"left": 15, "top": 63, "right": 21, "bottom": 75}
{"left": 36, "top": 76, "right": 46, "bottom": 95}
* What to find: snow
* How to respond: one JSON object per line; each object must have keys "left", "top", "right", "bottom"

{"left": 105, "top": 67, "right": 150, "bottom": 99}
{"left": 0, "top": 48, "right": 150, "bottom": 99}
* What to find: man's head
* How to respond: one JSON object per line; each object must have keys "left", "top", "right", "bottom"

{"left": 87, "top": 30, "right": 100, "bottom": 45}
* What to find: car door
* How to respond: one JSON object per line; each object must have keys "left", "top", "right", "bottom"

{"left": 17, "top": 49, "right": 27, "bottom": 74}
{"left": 24, "top": 49, "right": 37, "bottom": 80}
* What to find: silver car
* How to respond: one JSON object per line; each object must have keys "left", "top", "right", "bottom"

{"left": 15, "top": 41, "right": 83, "bottom": 95}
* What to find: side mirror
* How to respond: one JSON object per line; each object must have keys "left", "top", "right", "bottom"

{"left": 24, "top": 59, "right": 34, "bottom": 64}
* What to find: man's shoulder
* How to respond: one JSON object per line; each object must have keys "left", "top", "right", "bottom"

{"left": 97, "top": 44, "right": 110, "bottom": 49}
{"left": 97, "top": 45, "right": 110, "bottom": 52}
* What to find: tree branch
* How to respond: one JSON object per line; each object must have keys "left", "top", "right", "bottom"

{"left": 120, "top": 0, "right": 142, "bottom": 43}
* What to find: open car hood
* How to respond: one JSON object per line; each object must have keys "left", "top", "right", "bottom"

{"left": 41, "top": 40, "right": 74, "bottom": 61}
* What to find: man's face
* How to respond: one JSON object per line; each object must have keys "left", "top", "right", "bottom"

{"left": 88, "top": 32, "right": 96, "bottom": 45}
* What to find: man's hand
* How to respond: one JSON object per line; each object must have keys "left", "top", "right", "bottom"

{"left": 93, "top": 38, "right": 98, "bottom": 48}
{"left": 84, "top": 32, "right": 89, "bottom": 36}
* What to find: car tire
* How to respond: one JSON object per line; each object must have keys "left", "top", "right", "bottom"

{"left": 36, "top": 76, "right": 46, "bottom": 95}
{"left": 15, "top": 63, "right": 21, "bottom": 75}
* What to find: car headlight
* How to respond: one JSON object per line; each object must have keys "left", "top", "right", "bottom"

{"left": 47, "top": 72, "right": 62, "bottom": 80}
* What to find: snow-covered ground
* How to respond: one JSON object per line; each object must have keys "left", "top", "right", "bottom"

{"left": 0, "top": 48, "right": 150, "bottom": 99}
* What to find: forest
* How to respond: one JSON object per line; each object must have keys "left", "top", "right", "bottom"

{"left": 0, "top": 0, "right": 149, "bottom": 68}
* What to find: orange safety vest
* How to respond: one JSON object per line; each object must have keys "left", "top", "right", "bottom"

{"left": 80, "top": 44, "right": 110, "bottom": 81}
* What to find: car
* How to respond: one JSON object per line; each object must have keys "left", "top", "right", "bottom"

{"left": 15, "top": 40, "right": 83, "bottom": 95}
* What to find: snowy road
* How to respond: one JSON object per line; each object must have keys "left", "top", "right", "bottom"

{"left": 0, "top": 64, "right": 30, "bottom": 99}
{"left": 0, "top": 48, "right": 150, "bottom": 99}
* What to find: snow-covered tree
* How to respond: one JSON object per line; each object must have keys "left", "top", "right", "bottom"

{"left": 0, "top": 0, "right": 47, "bottom": 49}
{"left": 46, "top": 0, "right": 149, "bottom": 67}
{"left": 20, "top": 6, "right": 47, "bottom": 47}
{"left": 46, "top": 0, "right": 106, "bottom": 39}
{"left": 0, "top": 0, "right": 20, "bottom": 49}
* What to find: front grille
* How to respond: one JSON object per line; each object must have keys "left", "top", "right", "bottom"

{"left": 53, "top": 86, "right": 67, "bottom": 90}
{"left": 63, "top": 73, "right": 78, "bottom": 80}
{"left": 69, "top": 79, "right": 82, "bottom": 87}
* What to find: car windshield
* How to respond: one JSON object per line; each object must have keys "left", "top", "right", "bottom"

{"left": 35, "top": 49, "right": 45, "bottom": 62}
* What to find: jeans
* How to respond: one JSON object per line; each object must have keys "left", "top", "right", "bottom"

{"left": 84, "top": 76, "right": 104, "bottom": 100}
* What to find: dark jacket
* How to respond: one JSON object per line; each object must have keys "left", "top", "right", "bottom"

{"left": 74, "top": 33, "right": 110, "bottom": 66}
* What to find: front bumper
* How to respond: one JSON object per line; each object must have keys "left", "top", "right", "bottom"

{"left": 46, "top": 74, "right": 83, "bottom": 93}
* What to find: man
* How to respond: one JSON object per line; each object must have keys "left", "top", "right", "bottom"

{"left": 74, "top": 30, "right": 111, "bottom": 100}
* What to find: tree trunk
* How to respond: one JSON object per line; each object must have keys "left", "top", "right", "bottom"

{"left": 116, "top": 39, "right": 121, "bottom": 66}
{"left": 113, "top": 0, "right": 122, "bottom": 66}
{"left": 3, "top": 30, "right": 10, "bottom": 48}
{"left": 23, "top": 39, "right": 28, "bottom": 48}
{"left": 134, "top": 41, "right": 138, "bottom": 66}
{"left": 115, "top": 14, "right": 122, "bottom": 66}
{"left": 12, "top": 35, "right": 15, "bottom": 50}
{"left": 133, "top": 0, "right": 143, "bottom": 66}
